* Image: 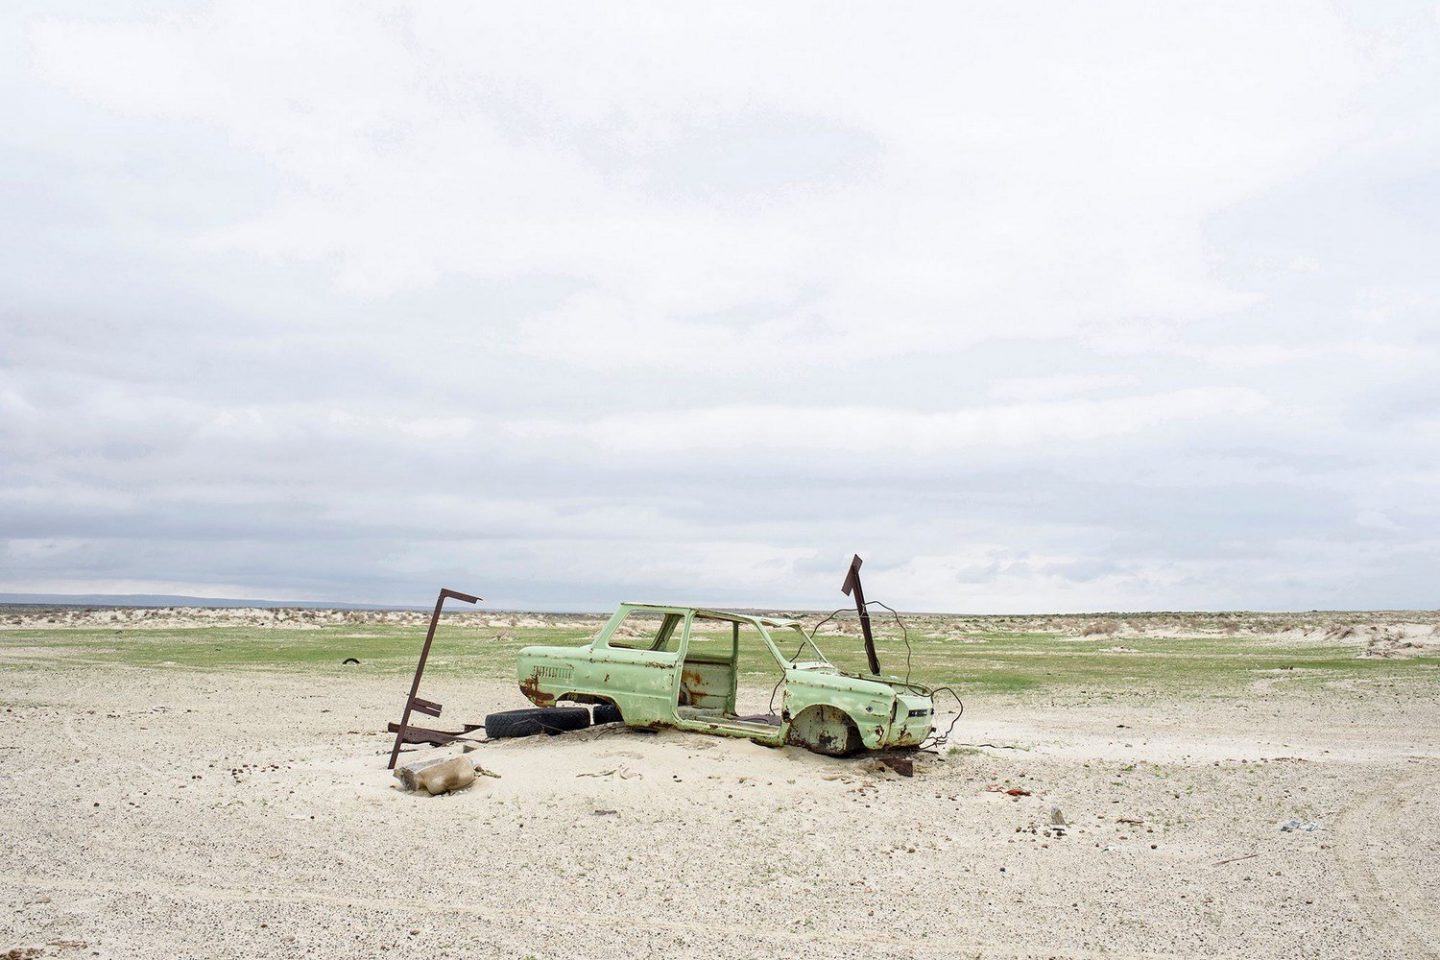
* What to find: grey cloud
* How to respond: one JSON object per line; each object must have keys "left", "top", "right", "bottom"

{"left": 2, "top": 2, "right": 1438, "bottom": 612}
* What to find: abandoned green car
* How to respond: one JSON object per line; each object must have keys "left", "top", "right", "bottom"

{"left": 516, "top": 603, "right": 935, "bottom": 755}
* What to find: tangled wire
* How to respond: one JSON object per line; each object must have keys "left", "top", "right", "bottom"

{"left": 791, "top": 599, "right": 913, "bottom": 683}
{"left": 920, "top": 686, "right": 964, "bottom": 751}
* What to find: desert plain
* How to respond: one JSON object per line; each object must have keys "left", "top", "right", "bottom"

{"left": 2, "top": 606, "right": 1438, "bottom": 959}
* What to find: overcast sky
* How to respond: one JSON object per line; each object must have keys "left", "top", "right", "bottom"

{"left": 2, "top": 2, "right": 1437, "bottom": 612}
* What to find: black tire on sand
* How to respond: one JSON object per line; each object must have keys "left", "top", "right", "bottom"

{"left": 484, "top": 707, "right": 591, "bottom": 739}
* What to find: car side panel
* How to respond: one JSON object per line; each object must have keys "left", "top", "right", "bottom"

{"left": 517, "top": 643, "right": 679, "bottom": 726}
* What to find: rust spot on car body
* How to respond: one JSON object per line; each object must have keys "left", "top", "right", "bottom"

{"left": 680, "top": 668, "right": 707, "bottom": 703}
{"left": 519, "top": 672, "right": 555, "bottom": 706}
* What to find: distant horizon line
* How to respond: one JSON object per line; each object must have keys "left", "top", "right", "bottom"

{"left": 0, "top": 591, "right": 1433, "bottom": 618}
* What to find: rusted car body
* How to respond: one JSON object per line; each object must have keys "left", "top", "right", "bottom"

{"left": 516, "top": 603, "right": 934, "bottom": 755}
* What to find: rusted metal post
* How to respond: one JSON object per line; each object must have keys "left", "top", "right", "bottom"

{"left": 387, "top": 587, "right": 481, "bottom": 769}
{"left": 841, "top": 554, "right": 881, "bottom": 676}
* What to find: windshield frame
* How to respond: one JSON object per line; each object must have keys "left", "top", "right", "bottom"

{"left": 776, "top": 623, "right": 835, "bottom": 665}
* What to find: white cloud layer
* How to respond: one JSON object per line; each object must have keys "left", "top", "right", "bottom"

{"left": 2, "top": 1, "right": 1438, "bottom": 610}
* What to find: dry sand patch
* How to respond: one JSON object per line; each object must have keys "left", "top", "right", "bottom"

{"left": 1, "top": 622, "right": 1438, "bottom": 959}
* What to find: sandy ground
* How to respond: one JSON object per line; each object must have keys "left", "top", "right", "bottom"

{"left": 3, "top": 644, "right": 1439, "bottom": 959}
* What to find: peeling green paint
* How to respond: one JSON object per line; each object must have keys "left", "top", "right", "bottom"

{"left": 516, "top": 603, "right": 936, "bottom": 754}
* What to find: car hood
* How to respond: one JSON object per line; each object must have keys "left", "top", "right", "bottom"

{"left": 791, "top": 661, "right": 932, "bottom": 698}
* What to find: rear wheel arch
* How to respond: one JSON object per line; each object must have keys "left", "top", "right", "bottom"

{"left": 556, "top": 692, "right": 623, "bottom": 722}
{"left": 591, "top": 701, "right": 623, "bottom": 725}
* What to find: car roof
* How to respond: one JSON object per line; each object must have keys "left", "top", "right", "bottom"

{"left": 618, "top": 602, "right": 800, "bottom": 630}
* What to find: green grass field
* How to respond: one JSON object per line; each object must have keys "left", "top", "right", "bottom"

{"left": 3, "top": 617, "right": 1435, "bottom": 701}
